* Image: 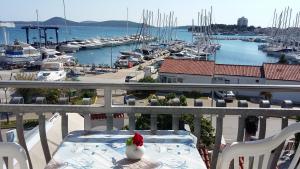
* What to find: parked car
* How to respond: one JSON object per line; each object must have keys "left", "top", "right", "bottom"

{"left": 125, "top": 75, "right": 134, "bottom": 82}
{"left": 124, "top": 95, "right": 135, "bottom": 104}
{"left": 67, "top": 69, "right": 85, "bottom": 78}
{"left": 215, "top": 90, "right": 235, "bottom": 101}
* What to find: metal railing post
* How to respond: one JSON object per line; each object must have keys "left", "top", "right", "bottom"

{"left": 105, "top": 88, "right": 113, "bottom": 131}
{"left": 150, "top": 99, "right": 158, "bottom": 134}
{"left": 128, "top": 98, "right": 136, "bottom": 132}
{"left": 259, "top": 100, "right": 270, "bottom": 139}
{"left": 237, "top": 100, "right": 248, "bottom": 142}
{"left": 36, "top": 97, "right": 51, "bottom": 163}
{"left": 82, "top": 98, "right": 92, "bottom": 130}
{"left": 211, "top": 99, "right": 226, "bottom": 169}
{"left": 194, "top": 99, "right": 203, "bottom": 146}
{"left": 58, "top": 97, "right": 69, "bottom": 139}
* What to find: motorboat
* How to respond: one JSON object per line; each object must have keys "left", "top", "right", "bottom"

{"left": 120, "top": 51, "right": 144, "bottom": 62}
{"left": 115, "top": 55, "right": 139, "bottom": 68}
{"left": 134, "top": 48, "right": 156, "bottom": 60}
{"left": 4, "top": 41, "right": 40, "bottom": 65}
{"left": 285, "top": 52, "right": 300, "bottom": 63}
{"left": 258, "top": 44, "right": 268, "bottom": 50}
{"left": 58, "top": 43, "right": 80, "bottom": 53}
{"left": 265, "top": 47, "right": 293, "bottom": 57}
{"left": 36, "top": 62, "right": 67, "bottom": 81}
{"left": 0, "top": 46, "right": 5, "bottom": 57}
{"left": 40, "top": 48, "right": 75, "bottom": 64}
{"left": 169, "top": 51, "right": 206, "bottom": 60}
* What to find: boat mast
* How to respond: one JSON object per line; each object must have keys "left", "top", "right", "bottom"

{"left": 197, "top": 12, "right": 200, "bottom": 33}
{"left": 62, "top": 0, "right": 68, "bottom": 41}
{"left": 271, "top": 9, "right": 277, "bottom": 35}
{"left": 197, "top": 11, "right": 200, "bottom": 56}
{"left": 168, "top": 11, "right": 172, "bottom": 42}
{"left": 174, "top": 17, "right": 178, "bottom": 40}
{"left": 200, "top": 10, "right": 203, "bottom": 44}
{"left": 126, "top": 7, "right": 129, "bottom": 37}
{"left": 192, "top": 19, "right": 194, "bottom": 43}
{"left": 36, "top": 9, "right": 41, "bottom": 48}
{"left": 157, "top": 9, "right": 160, "bottom": 42}
{"left": 2, "top": 27, "right": 8, "bottom": 45}
{"left": 209, "top": 6, "right": 213, "bottom": 44}
{"left": 162, "top": 13, "right": 166, "bottom": 43}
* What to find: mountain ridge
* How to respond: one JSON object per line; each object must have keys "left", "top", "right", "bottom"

{"left": 2, "top": 17, "right": 144, "bottom": 28}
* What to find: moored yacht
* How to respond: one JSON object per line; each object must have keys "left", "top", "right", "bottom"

{"left": 36, "top": 62, "right": 67, "bottom": 81}
{"left": 4, "top": 41, "right": 40, "bottom": 65}
{"left": 57, "top": 43, "right": 80, "bottom": 53}
{"left": 40, "top": 48, "right": 75, "bottom": 64}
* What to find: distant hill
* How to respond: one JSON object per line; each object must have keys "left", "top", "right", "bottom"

{"left": 43, "top": 17, "right": 79, "bottom": 26}
{"left": 10, "top": 17, "right": 144, "bottom": 28}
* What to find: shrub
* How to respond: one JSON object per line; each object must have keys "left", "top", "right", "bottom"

{"left": 166, "top": 93, "right": 176, "bottom": 100}
{"left": 81, "top": 89, "right": 97, "bottom": 98}
{"left": 16, "top": 88, "right": 62, "bottom": 104}
{"left": 138, "top": 76, "right": 156, "bottom": 83}
{"left": 135, "top": 93, "right": 215, "bottom": 148}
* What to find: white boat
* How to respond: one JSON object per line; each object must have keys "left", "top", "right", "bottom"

{"left": 36, "top": 62, "right": 66, "bottom": 81}
{"left": 120, "top": 51, "right": 144, "bottom": 62}
{"left": 115, "top": 55, "right": 140, "bottom": 68}
{"left": 4, "top": 41, "right": 40, "bottom": 65}
{"left": 89, "top": 39, "right": 104, "bottom": 48}
{"left": 58, "top": 43, "right": 80, "bottom": 53}
{"left": 81, "top": 40, "right": 98, "bottom": 49}
{"left": 0, "top": 46, "right": 5, "bottom": 57}
{"left": 265, "top": 47, "right": 293, "bottom": 57}
{"left": 40, "top": 48, "right": 75, "bottom": 64}
{"left": 285, "top": 52, "right": 300, "bottom": 63}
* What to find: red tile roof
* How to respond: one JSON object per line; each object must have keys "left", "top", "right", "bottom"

{"left": 215, "top": 64, "right": 262, "bottom": 78}
{"left": 159, "top": 59, "right": 215, "bottom": 76}
{"left": 263, "top": 63, "right": 300, "bottom": 81}
{"left": 160, "top": 59, "right": 300, "bottom": 81}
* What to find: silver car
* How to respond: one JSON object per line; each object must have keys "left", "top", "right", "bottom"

{"left": 215, "top": 90, "right": 235, "bottom": 101}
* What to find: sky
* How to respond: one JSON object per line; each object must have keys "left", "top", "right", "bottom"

{"left": 0, "top": 0, "right": 300, "bottom": 27}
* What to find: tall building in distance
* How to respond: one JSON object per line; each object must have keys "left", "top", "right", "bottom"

{"left": 237, "top": 16, "right": 248, "bottom": 27}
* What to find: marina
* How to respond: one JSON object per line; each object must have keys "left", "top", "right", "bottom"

{"left": 1, "top": 1, "right": 300, "bottom": 169}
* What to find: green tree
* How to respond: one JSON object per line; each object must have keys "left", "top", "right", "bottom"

{"left": 138, "top": 76, "right": 156, "bottom": 83}
{"left": 13, "top": 73, "right": 62, "bottom": 104}
{"left": 137, "top": 93, "right": 215, "bottom": 148}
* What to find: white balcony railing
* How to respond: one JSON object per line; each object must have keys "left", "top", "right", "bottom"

{"left": 0, "top": 81, "right": 300, "bottom": 169}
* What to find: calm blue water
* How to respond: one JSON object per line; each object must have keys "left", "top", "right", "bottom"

{"left": 0, "top": 26, "right": 278, "bottom": 66}
{"left": 213, "top": 40, "right": 278, "bottom": 66}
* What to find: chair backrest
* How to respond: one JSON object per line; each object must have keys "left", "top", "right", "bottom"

{"left": 0, "top": 142, "right": 29, "bottom": 169}
{"left": 217, "top": 122, "right": 300, "bottom": 169}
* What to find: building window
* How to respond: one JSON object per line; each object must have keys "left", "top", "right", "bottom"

{"left": 225, "top": 80, "right": 230, "bottom": 84}
{"left": 256, "top": 80, "right": 259, "bottom": 83}
{"left": 177, "top": 78, "right": 183, "bottom": 83}
{"left": 161, "top": 76, "right": 167, "bottom": 83}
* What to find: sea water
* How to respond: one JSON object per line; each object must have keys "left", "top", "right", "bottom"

{"left": 0, "top": 26, "right": 278, "bottom": 66}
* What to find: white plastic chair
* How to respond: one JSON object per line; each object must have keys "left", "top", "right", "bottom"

{"left": 0, "top": 142, "right": 29, "bottom": 169}
{"left": 217, "top": 122, "right": 300, "bottom": 169}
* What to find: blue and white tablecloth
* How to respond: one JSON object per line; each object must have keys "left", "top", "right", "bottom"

{"left": 46, "top": 130, "right": 207, "bottom": 169}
